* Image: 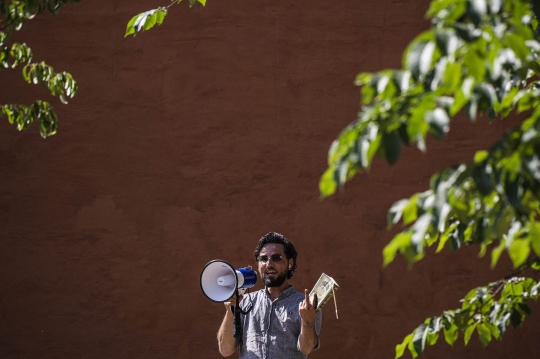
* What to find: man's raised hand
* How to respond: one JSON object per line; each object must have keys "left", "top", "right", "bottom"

{"left": 224, "top": 293, "right": 243, "bottom": 313}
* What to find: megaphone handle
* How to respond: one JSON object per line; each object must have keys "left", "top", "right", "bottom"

{"left": 232, "top": 289, "right": 243, "bottom": 348}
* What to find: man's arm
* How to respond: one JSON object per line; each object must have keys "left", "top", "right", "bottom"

{"left": 217, "top": 296, "right": 239, "bottom": 357}
{"left": 298, "top": 290, "right": 319, "bottom": 355}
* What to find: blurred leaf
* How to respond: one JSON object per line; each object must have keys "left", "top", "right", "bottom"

{"left": 510, "top": 308, "right": 523, "bottom": 328}
{"left": 407, "top": 40, "right": 436, "bottom": 80}
{"left": 454, "top": 22, "right": 481, "bottom": 42}
{"left": 319, "top": 167, "right": 337, "bottom": 197}
{"left": 509, "top": 238, "right": 531, "bottom": 268}
{"left": 388, "top": 199, "right": 409, "bottom": 227}
{"left": 443, "top": 323, "right": 458, "bottom": 346}
{"left": 474, "top": 150, "right": 488, "bottom": 163}
{"left": 467, "top": 0, "right": 487, "bottom": 26}
{"left": 506, "top": 33, "right": 531, "bottom": 60}
{"left": 383, "top": 232, "right": 413, "bottom": 266}
{"left": 464, "top": 323, "right": 477, "bottom": 345}
{"left": 464, "top": 50, "right": 486, "bottom": 81}
{"left": 527, "top": 222, "right": 540, "bottom": 256}
{"left": 518, "top": 303, "right": 531, "bottom": 315}
{"left": 383, "top": 131, "right": 401, "bottom": 165}
{"left": 412, "top": 323, "right": 428, "bottom": 356}
{"left": 395, "top": 334, "right": 413, "bottom": 359}
{"left": 477, "top": 323, "right": 491, "bottom": 347}
{"left": 426, "top": 108, "right": 450, "bottom": 140}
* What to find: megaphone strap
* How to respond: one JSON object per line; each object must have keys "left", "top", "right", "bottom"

{"left": 233, "top": 289, "right": 244, "bottom": 348}
{"left": 240, "top": 289, "right": 255, "bottom": 315}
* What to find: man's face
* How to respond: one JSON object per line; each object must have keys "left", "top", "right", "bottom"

{"left": 257, "top": 243, "right": 292, "bottom": 287}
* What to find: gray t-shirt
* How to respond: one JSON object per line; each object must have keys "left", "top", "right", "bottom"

{"left": 238, "top": 286, "right": 322, "bottom": 359}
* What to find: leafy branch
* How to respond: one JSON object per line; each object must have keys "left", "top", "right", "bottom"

{"left": 383, "top": 105, "right": 540, "bottom": 268}
{"left": 1, "top": 101, "right": 59, "bottom": 137}
{"left": 396, "top": 265, "right": 540, "bottom": 358}
{"left": 125, "top": 0, "right": 207, "bottom": 38}
{"left": 316, "top": 0, "right": 540, "bottom": 355}
{"left": 320, "top": 0, "right": 540, "bottom": 197}
{"left": 1, "top": 1, "right": 79, "bottom": 137}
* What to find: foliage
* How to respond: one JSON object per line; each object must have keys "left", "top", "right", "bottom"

{"left": 125, "top": 0, "right": 206, "bottom": 38}
{"left": 317, "top": 0, "right": 540, "bottom": 356}
{"left": 396, "top": 266, "right": 540, "bottom": 358}
{"left": 0, "top": 0, "right": 79, "bottom": 138}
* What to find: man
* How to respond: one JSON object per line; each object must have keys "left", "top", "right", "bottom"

{"left": 217, "top": 232, "right": 322, "bottom": 358}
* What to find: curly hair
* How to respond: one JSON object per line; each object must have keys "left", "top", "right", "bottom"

{"left": 253, "top": 232, "right": 298, "bottom": 279}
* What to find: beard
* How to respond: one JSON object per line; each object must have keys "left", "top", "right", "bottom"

{"left": 262, "top": 270, "right": 288, "bottom": 287}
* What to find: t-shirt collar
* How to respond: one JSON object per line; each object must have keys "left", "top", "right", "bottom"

{"left": 265, "top": 285, "right": 296, "bottom": 300}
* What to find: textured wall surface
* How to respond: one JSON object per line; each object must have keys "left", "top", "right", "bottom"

{"left": 1, "top": 0, "right": 539, "bottom": 358}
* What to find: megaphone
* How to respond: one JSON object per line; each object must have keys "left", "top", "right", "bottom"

{"left": 200, "top": 259, "right": 257, "bottom": 302}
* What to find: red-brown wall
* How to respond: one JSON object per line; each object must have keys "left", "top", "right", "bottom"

{"left": 1, "top": 0, "right": 539, "bottom": 358}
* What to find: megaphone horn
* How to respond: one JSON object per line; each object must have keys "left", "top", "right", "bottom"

{"left": 200, "top": 259, "right": 257, "bottom": 303}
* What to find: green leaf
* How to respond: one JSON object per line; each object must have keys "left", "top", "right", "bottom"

{"left": 407, "top": 40, "right": 436, "bottom": 80}
{"left": 472, "top": 164, "right": 492, "bottom": 195}
{"left": 464, "top": 323, "right": 477, "bottom": 345}
{"left": 411, "top": 214, "right": 432, "bottom": 254}
{"left": 443, "top": 323, "right": 458, "bottom": 346}
{"left": 474, "top": 150, "right": 488, "bottom": 163}
{"left": 388, "top": 199, "right": 409, "bottom": 227}
{"left": 454, "top": 22, "right": 481, "bottom": 42}
{"left": 355, "top": 72, "right": 372, "bottom": 86}
{"left": 518, "top": 303, "right": 531, "bottom": 315}
{"left": 156, "top": 10, "right": 166, "bottom": 25}
{"left": 407, "top": 330, "right": 419, "bottom": 359}
{"left": 443, "top": 62, "right": 463, "bottom": 91}
{"left": 476, "top": 287, "right": 488, "bottom": 303}
{"left": 198, "top": 0, "right": 207, "bottom": 5}
{"left": 508, "top": 238, "right": 531, "bottom": 268}
{"left": 319, "top": 167, "right": 337, "bottom": 197}
{"left": 510, "top": 308, "right": 523, "bottom": 328}
{"left": 467, "top": 0, "right": 487, "bottom": 26}
{"left": 383, "top": 232, "right": 412, "bottom": 266}
{"left": 426, "top": 317, "right": 441, "bottom": 346}
{"left": 506, "top": 33, "right": 531, "bottom": 60}
{"left": 144, "top": 13, "right": 158, "bottom": 31}
{"left": 436, "top": 29, "right": 459, "bottom": 59}
{"left": 426, "top": 108, "right": 450, "bottom": 140}
{"left": 383, "top": 131, "right": 401, "bottom": 165}
{"left": 477, "top": 323, "right": 491, "bottom": 347}
{"left": 464, "top": 50, "right": 486, "bottom": 82}
{"left": 428, "top": 0, "right": 458, "bottom": 17}
{"left": 527, "top": 222, "right": 540, "bottom": 256}
{"left": 531, "top": 282, "right": 540, "bottom": 296}
{"left": 437, "top": 222, "right": 458, "bottom": 253}
{"left": 125, "top": 13, "right": 140, "bottom": 37}
{"left": 403, "top": 194, "right": 419, "bottom": 225}
{"left": 454, "top": 311, "right": 469, "bottom": 329}
{"left": 412, "top": 324, "right": 428, "bottom": 356}
{"left": 395, "top": 334, "right": 413, "bottom": 359}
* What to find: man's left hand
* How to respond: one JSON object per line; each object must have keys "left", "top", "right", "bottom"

{"left": 299, "top": 289, "right": 318, "bottom": 328}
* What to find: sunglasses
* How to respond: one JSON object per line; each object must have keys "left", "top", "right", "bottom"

{"left": 257, "top": 254, "right": 284, "bottom": 263}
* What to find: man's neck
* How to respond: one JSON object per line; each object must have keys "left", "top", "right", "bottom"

{"left": 266, "top": 281, "right": 290, "bottom": 300}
